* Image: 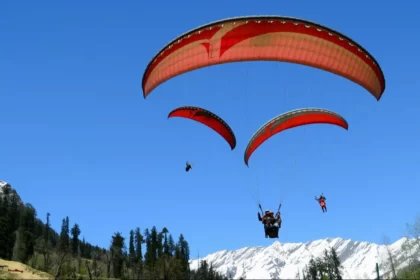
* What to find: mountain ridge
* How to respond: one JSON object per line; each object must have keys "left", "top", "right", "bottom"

{"left": 190, "top": 237, "right": 417, "bottom": 279}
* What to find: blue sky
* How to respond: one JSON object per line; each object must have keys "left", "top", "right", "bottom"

{"left": 2, "top": 1, "right": 420, "bottom": 258}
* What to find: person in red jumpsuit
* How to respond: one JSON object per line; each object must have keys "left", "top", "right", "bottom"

{"left": 315, "top": 194, "right": 327, "bottom": 212}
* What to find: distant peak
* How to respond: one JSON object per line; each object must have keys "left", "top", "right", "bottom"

{"left": 190, "top": 236, "right": 415, "bottom": 279}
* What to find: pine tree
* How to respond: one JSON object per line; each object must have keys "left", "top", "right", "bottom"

{"left": 316, "top": 256, "right": 327, "bottom": 280}
{"left": 323, "top": 249, "right": 334, "bottom": 280}
{"left": 168, "top": 234, "right": 175, "bottom": 256}
{"left": 129, "top": 229, "right": 135, "bottom": 266}
{"left": 308, "top": 258, "right": 318, "bottom": 280}
{"left": 177, "top": 233, "right": 190, "bottom": 278}
{"left": 134, "top": 227, "right": 144, "bottom": 263}
{"left": 70, "top": 223, "right": 81, "bottom": 256}
{"left": 0, "top": 195, "right": 10, "bottom": 259}
{"left": 54, "top": 216, "right": 71, "bottom": 279}
{"left": 8, "top": 190, "right": 20, "bottom": 257}
{"left": 303, "top": 247, "right": 344, "bottom": 280}
{"left": 150, "top": 226, "right": 159, "bottom": 265}
{"left": 13, "top": 203, "right": 36, "bottom": 263}
{"left": 330, "top": 247, "right": 343, "bottom": 280}
{"left": 134, "top": 227, "right": 144, "bottom": 278}
{"left": 157, "top": 230, "right": 164, "bottom": 259}
{"left": 58, "top": 217, "right": 70, "bottom": 253}
{"left": 0, "top": 187, "right": 21, "bottom": 260}
{"left": 79, "top": 237, "right": 86, "bottom": 258}
{"left": 44, "top": 213, "right": 50, "bottom": 243}
{"left": 189, "top": 260, "right": 229, "bottom": 280}
{"left": 144, "top": 228, "right": 152, "bottom": 268}
{"left": 162, "top": 227, "right": 170, "bottom": 256}
{"left": 110, "top": 232, "right": 125, "bottom": 278}
{"left": 34, "top": 212, "right": 51, "bottom": 271}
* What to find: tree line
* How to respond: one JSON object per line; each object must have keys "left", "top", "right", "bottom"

{"left": 296, "top": 247, "right": 343, "bottom": 280}
{"left": 1, "top": 182, "right": 419, "bottom": 279}
{"left": 0, "top": 182, "right": 226, "bottom": 279}
{"left": 383, "top": 215, "right": 420, "bottom": 280}
{"left": 295, "top": 215, "right": 420, "bottom": 280}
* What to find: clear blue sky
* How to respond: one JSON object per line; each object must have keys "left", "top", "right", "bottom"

{"left": 2, "top": 1, "right": 420, "bottom": 258}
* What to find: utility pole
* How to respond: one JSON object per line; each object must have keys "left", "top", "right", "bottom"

{"left": 376, "top": 263, "right": 380, "bottom": 280}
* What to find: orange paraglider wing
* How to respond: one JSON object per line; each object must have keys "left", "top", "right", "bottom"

{"left": 168, "top": 106, "right": 236, "bottom": 150}
{"left": 244, "top": 108, "right": 348, "bottom": 166}
{"left": 142, "top": 16, "right": 385, "bottom": 100}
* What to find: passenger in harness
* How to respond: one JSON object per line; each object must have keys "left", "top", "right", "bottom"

{"left": 257, "top": 204, "right": 282, "bottom": 238}
{"left": 315, "top": 194, "right": 327, "bottom": 212}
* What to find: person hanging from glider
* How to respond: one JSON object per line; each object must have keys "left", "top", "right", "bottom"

{"left": 168, "top": 106, "right": 236, "bottom": 173}
{"left": 315, "top": 193, "right": 327, "bottom": 212}
{"left": 257, "top": 204, "right": 282, "bottom": 238}
{"left": 185, "top": 161, "right": 193, "bottom": 172}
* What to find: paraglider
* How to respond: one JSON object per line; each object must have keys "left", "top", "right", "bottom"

{"left": 244, "top": 108, "right": 349, "bottom": 166}
{"left": 185, "top": 161, "right": 193, "bottom": 172}
{"left": 140, "top": 16, "right": 386, "bottom": 238}
{"left": 142, "top": 16, "right": 385, "bottom": 101}
{"left": 168, "top": 106, "right": 236, "bottom": 150}
{"left": 257, "top": 204, "right": 282, "bottom": 238}
{"left": 315, "top": 194, "right": 327, "bottom": 212}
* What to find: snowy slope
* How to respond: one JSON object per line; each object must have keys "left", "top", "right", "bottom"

{"left": 190, "top": 237, "right": 417, "bottom": 279}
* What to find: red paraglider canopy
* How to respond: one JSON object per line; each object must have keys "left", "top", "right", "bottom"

{"left": 168, "top": 106, "right": 236, "bottom": 150}
{"left": 142, "top": 16, "right": 385, "bottom": 100}
{"left": 244, "top": 108, "right": 348, "bottom": 166}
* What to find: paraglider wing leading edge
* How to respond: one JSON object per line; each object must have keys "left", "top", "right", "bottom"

{"left": 168, "top": 106, "right": 236, "bottom": 150}
{"left": 244, "top": 108, "right": 349, "bottom": 166}
{"left": 142, "top": 16, "right": 385, "bottom": 100}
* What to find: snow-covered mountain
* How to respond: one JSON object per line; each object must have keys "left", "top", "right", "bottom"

{"left": 190, "top": 237, "right": 418, "bottom": 279}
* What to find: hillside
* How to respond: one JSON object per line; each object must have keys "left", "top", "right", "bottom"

{"left": 0, "top": 180, "right": 226, "bottom": 279}
{"left": 0, "top": 259, "right": 53, "bottom": 279}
